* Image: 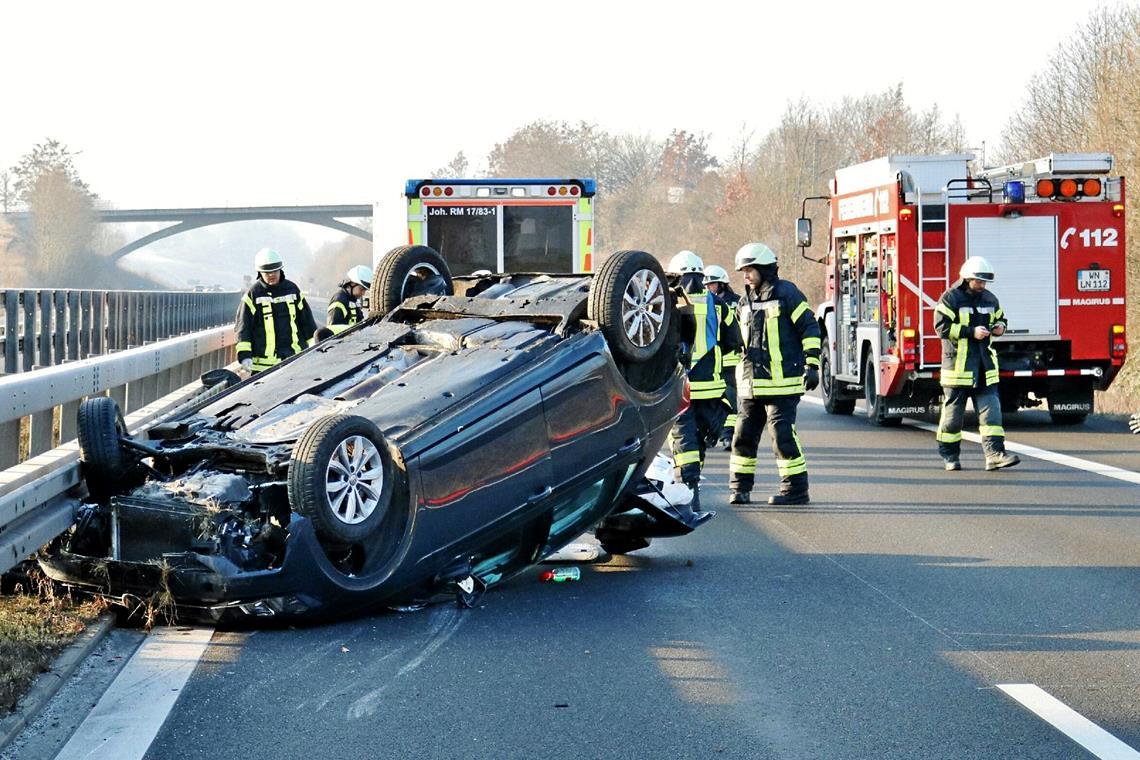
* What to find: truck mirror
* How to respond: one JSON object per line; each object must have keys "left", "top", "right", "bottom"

{"left": 796, "top": 217, "right": 813, "bottom": 247}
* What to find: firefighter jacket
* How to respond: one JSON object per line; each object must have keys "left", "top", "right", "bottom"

{"left": 736, "top": 278, "right": 821, "bottom": 398}
{"left": 934, "top": 279, "right": 1006, "bottom": 388}
{"left": 686, "top": 290, "right": 743, "bottom": 400}
{"left": 235, "top": 276, "right": 318, "bottom": 372}
{"left": 327, "top": 284, "right": 364, "bottom": 335}
{"left": 719, "top": 289, "right": 743, "bottom": 369}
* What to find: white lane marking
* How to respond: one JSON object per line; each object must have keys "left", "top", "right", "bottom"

{"left": 998, "top": 684, "right": 1140, "bottom": 759}
{"left": 802, "top": 395, "right": 1140, "bottom": 486}
{"left": 55, "top": 626, "right": 214, "bottom": 760}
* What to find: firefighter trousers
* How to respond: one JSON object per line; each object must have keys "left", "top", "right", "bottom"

{"left": 670, "top": 397, "right": 730, "bottom": 485}
{"left": 729, "top": 395, "right": 807, "bottom": 496}
{"left": 720, "top": 371, "right": 738, "bottom": 441}
{"left": 936, "top": 384, "right": 1006, "bottom": 460}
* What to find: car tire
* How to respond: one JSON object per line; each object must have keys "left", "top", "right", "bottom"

{"left": 288, "top": 414, "right": 396, "bottom": 548}
{"left": 77, "top": 397, "right": 130, "bottom": 501}
{"left": 864, "top": 354, "right": 902, "bottom": 427}
{"left": 371, "top": 245, "right": 454, "bottom": 315}
{"left": 821, "top": 348, "right": 855, "bottom": 415}
{"left": 588, "top": 250, "right": 674, "bottom": 364}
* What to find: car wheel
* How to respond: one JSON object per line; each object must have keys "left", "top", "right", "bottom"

{"left": 288, "top": 414, "right": 396, "bottom": 548}
{"left": 588, "top": 250, "right": 674, "bottom": 364}
{"left": 821, "top": 348, "right": 855, "bottom": 415}
{"left": 77, "top": 397, "right": 130, "bottom": 501}
{"left": 864, "top": 354, "right": 902, "bottom": 427}
{"left": 371, "top": 245, "right": 454, "bottom": 315}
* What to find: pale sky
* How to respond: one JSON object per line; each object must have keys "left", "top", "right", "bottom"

{"left": 3, "top": 0, "right": 1114, "bottom": 249}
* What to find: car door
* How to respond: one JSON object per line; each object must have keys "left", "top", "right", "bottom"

{"left": 413, "top": 388, "right": 553, "bottom": 558}
{"left": 540, "top": 344, "right": 645, "bottom": 490}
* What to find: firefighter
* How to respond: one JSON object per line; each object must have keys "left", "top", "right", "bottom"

{"left": 728, "top": 243, "right": 821, "bottom": 506}
{"left": 668, "top": 250, "right": 742, "bottom": 516}
{"left": 704, "top": 264, "right": 741, "bottom": 450}
{"left": 1131, "top": 413, "right": 1140, "bottom": 434}
{"left": 934, "top": 256, "right": 1020, "bottom": 471}
{"left": 235, "top": 248, "right": 318, "bottom": 374}
{"left": 327, "top": 264, "right": 372, "bottom": 334}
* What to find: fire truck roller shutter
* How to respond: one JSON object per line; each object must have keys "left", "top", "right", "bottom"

{"left": 964, "top": 217, "right": 1059, "bottom": 337}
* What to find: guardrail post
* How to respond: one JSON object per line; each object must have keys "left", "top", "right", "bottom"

{"left": 0, "top": 420, "right": 19, "bottom": 469}
{"left": 67, "top": 291, "right": 80, "bottom": 361}
{"left": 105, "top": 291, "right": 119, "bottom": 350}
{"left": 23, "top": 290, "right": 35, "bottom": 372}
{"left": 79, "top": 291, "right": 91, "bottom": 359}
{"left": 91, "top": 291, "right": 104, "bottom": 356}
{"left": 53, "top": 290, "right": 67, "bottom": 365}
{"left": 28, "top": 367, "right": 54, "bottom": 456}
{"left": 38, "top": 291, "right": 52, "bottom": 368}
{"left": 60, "top": 396, "right": 80, "bottom": 443}
{"left": 108, "top": 381, "right": 127, "bottom": 410}
{"left": 3, "top": 291, "right": 17, "bottom": 374}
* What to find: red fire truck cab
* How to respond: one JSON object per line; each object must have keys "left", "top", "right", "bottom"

{"left": 801, "top": 153, "right": 1127, "bottom": 426}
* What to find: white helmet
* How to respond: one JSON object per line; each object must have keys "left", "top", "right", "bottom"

{"left": 346, "top": 264, "right": 373, "bottom": 288}
{"left": 735, "top": 242, "right": 777, "bottom": 271}
{"left": 703, "top": 264, "right": 729, "bottom": 284}
{"left": 254, "top": 248, "right": 284, "bottom": 273}
{"left": 959, "top": 256, "right": 995, "bottom": 282}
{"left": 668, "top": 250, "right": 704, "bottom": 274}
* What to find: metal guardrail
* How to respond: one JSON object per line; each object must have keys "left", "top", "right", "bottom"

{"left": 0, "top": 326, "right": 236, "bottom": 575}
{"left": 0, "top": 289, "right": 240, "bottom": 375}
{"left": 0, "top": 326, "right": 235, "bottom": 470}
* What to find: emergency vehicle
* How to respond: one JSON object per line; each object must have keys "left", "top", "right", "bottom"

{"left": 402, "top": 178, "right": 596, "bottom": 274}
{"left": 798, "top": 153, "right": 1127, "bottom": 425}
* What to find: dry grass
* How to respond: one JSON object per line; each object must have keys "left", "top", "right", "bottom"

{"left": 0, "top": 568, "right": 106, "bottom": 715}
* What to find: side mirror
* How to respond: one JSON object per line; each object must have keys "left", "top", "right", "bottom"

{"left": 796, "top": 218, "right": 813, "bottom": 248}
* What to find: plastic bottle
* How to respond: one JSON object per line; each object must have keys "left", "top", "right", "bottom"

{"left": 539, "top": 567, "right": 581, "bottom": 583}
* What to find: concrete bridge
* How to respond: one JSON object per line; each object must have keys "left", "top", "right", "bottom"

{"left": 4, "top": 204, "right": 374, "bottom": 261}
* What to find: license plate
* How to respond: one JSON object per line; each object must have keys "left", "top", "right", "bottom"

{"left": 1077, "top": 268, "right": 1110, "bottom": 292}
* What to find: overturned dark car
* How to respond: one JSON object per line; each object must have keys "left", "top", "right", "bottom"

{"left": 39, "top": 247, "right": 712, "bottom": 622}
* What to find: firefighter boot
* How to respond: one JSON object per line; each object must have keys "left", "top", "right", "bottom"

{"left": 944, "top": 458, "right": 961, "bottom": 471}
{"left": 985, "top": 452, "right": 1021, "bottom": 471}
{"left": 729, "top": 491, "right": 750, "bottom": 505}
{"left": 768, "top": 474, "right": 809, "bottom": 506}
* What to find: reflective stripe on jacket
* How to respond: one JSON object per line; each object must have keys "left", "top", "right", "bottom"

{"left": 934, "top": 280, "right": 1006, "bottom": 387}
{"left": 736, "top": 278, "right": 821, "bottom": 398}
{"left": 234, "top": 276, "right": 318, "bottom": 371}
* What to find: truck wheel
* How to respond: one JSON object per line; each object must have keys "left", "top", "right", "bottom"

{"left": 588, "top": 250, "right": 674, "bottom": 364}
{"left": 288, "top": 414, "right": 397, "bottom": 549}
{"left": 821, "top": 350, "right": 855, "bottom": 415}
{"left": 371, "top": 245, "right": 454, "bottom": 316}
{"left": 864, "top": 355, "right": 902, "bottom": 427}
{"left": 77, "top": 397, "right": 131, "bottom": 501}
{"left": 1049, "top": 412, "right": 1088, "bottom": 425}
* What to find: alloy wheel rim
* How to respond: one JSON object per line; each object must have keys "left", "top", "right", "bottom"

{"left": 621, "top": 269, "right": 666, "bottom": 347}
{"left": 325, "top": 436, "right": 384, "bottom": 525}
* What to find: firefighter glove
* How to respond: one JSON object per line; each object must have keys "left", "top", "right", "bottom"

{"left": 804, "top": 367, "right": 819, "bottom": 392}
{"left": 240, "top": 358, "right": 253, "bottom": 372}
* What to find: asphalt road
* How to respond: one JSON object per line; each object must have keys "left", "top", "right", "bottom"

{"left": 17, "top": 401, "right": 1140, "bottom": 759}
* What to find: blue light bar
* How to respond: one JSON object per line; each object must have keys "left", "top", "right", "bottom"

{"left": 1003, "top": 180, "right": 1026, "bottom": 204}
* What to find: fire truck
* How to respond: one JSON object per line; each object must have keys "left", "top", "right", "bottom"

{"left": 400, "top": 178, "right": 596, "bottom": 274}
{"left": 798, "top": 153, "right": 1127, "bottom": 426}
